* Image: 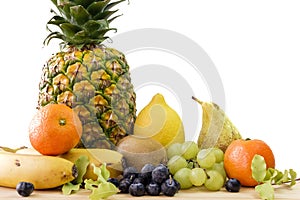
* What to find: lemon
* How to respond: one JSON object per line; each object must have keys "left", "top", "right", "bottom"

{"left": 134, "top": 93, "right": 185, "bottom": 147}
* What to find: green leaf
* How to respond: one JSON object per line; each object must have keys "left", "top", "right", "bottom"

{"left": 84, "top": 179, "right": 99, "bottom": 190}
{"left": 61, "top": 155, "right": 90, "bottom": 195}
{"left": 105, "top": 0, "right": 126, "bottom": 11}
{"left": 92, "top": 29, "right": 114, "bottom": 38}
{"left": 60, "top": 23, "right": 81, "bottom": 38}
{"left": 73, "top": 30, "right": 88, "bottom": 43}
{"left": 87, "top": 1, "right": 110, "bottom": 17}
{"left": 62, "top": 182, "right": 81, "bottom": 195}
{"left": 272, "top": 170, "right": 283, "bottom": 184}
{"left": 275, "top": 170, "right": 289, "bottom": 185}
{"left": 51, "top": 0, "right": 58, "bottom": 6}
{"left": 85, "top": 163, "right": 110, "bottom": 191}
{"left": 91, "top": 163, "right": 108, "bottom": 183}
{"left": 73, "top": 155, "right": 90, "bottom": 184}
{"left": 84, "top": 164, "right": 118, "bottom": 199}
{"left": 94, "top": 10, "right": 118, "bottom": 21}
{"left": 108, "top": 14, "right": 122, "bottom": 24}
{"left": 264, "top": 168, "right": 277, "bottom": 182}
{"left": 89, "top": 182, "right": 119, "bottom": 200}
{"left": 289, "top": 169, "right": 297, "bottom": 186}
{"left": 255, "top": 183, "right": 274, "bottom": 200}
{"left": 83, "top": 20, "right": 101, "bottom": 33}
{"left": 47, "top": 15, "right": 67, "bottom": 26}
{"left": 251, "top": 154, "right": 267, "bottom": 183}
{"left": 83, "top": 19, "right": 109, "bottom": 34}
{"left": 62, "top": 4, "right": 73, "bottom": 20}
{"left": 100, "top": 163, "right": 110, "bottom": 181}
{"left": 73, "top": 0, "right": 95, "bottom": 8}
{"left": 70, "top": 5, "right": 91, "bottom": 25}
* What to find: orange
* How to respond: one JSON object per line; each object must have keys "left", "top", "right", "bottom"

{"left": 29, "top": 104, "right": 82, "bottom": 156}
{"left": 224, "top": 139, "right": 275, "bottom": 187}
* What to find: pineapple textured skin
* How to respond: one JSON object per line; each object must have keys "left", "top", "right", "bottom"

{"left": 38, "top": 45, "right": 136, "bottom": 148}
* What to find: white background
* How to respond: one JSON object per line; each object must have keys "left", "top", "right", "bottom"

{"left": 0, "top": 0, "right": 300, "bottom": 173}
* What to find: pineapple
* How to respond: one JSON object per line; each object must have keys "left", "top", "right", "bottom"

{"left": 38, "top": 0, "right": 136, "bottom": 149}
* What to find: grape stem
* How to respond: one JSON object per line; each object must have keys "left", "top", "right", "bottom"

{"left": 169, "top": 175, "right": 173, "bottom": 184}
{"left": 276, "top": 178, "right": 300, "bottom": 185}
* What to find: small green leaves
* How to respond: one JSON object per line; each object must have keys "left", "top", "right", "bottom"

{"left": 62, "top": 182, "right": 81, "bottom": 195}
{"left": 74, "top": 155, "right": 90, "bottom": 184}
{"left": 85, "top": 164, "right": 119, "bottom": 199}
{"left": 289, "top": 169, "right": 297, "bottom": 186}
{"left": 251, "top": 155, "right": 267, "bottom": 183}
{"left": 251, "top": 154, "right": 298, "bottom": 200}
{"left": 91, "top": 163, "right": 108, "bottom": 183}
{"left": 62, "top": 155, "right": 90, "bottom": 195}
{"left": 99, "top": 164, "right": 111, "bottom": 181}
{"left": 255, "top": 183, "right": 274, "bottom": 200}
{"left": 89, "top": 182, "right": 119, "bottom": 200}
{"left": 62, "top": 156, "right": 118, "bottom": 199}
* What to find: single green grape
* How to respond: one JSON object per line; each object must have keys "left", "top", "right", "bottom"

{"left": 167, "top": 143, "right": 182, "bottom": 159}
{"left": 210, "top": 147, "right": 224, "bottom": 163}
{"left": 210, "top": 162, "right": 226, "bottom": 180}
{"left": 173, "top": 168, "right": 193, "bottom": 189}
{"left": 204, "top": 170, "right": 225, "bottom": 191}
{"left": 197, "top": 149, "right": 216, "bottom": 169}
{"left": 189, "top": 167, "right": 207, "bottom": 186}
{"left": 181, "top": 141, "right": 199, "bottom": 160}
{"left": 167, "top": 155, "right": 188, "bottom": 175}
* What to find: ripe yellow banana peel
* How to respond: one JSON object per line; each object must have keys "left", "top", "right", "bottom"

{"left": 0, "top": 150, "right": 77, "bottom": 189}
{"left": 192, "top": 96, "right": 242, "bottom": 152}
{"left": 17, "top": 148, "right": 124, "bottom": 180}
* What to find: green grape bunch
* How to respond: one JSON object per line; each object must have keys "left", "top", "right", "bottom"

{"left": 167, "top": 141, "right": 226, "bottom": 191}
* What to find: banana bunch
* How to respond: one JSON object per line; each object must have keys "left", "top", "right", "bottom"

{"left": 0, "top": 148, "right": 77, "bottom": 189}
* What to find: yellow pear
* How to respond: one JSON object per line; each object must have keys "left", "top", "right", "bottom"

{"left": 192, "top": 96, "right": 242, "bottom": 152}
{"left": 134, "top": 93, "right": 185, "bottom": 147}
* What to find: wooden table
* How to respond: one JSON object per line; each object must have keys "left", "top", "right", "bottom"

{"left": 0, "top": 183, "right": 299, "bottom": 200}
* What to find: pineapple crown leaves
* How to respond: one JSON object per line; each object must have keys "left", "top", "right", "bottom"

{"left": 44, "top": 0, "right": 127, "bottom": 49}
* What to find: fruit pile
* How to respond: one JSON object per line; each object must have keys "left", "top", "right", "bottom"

{"left": 0, "top": 0, "right": 298, "bottom": 199}
{"left": 0, "top": 90, "right": 297, "bottom": 200}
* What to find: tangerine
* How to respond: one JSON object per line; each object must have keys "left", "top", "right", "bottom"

{"left": 29, "top": 104, "right": 82, "bottom": 156}
{"left": 224, "top": 139, "right": 275, "bottom": 187}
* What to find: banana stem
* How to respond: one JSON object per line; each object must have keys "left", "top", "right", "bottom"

{"left": 192, "top": 96, "right": 203, "bottom": 105}
{"left": 0, "top": 146, "right": 27, "bottom": 153}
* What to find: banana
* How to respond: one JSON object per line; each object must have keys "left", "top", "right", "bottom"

{"left": 192, "top": 96, "right": 242, "bottom": 152}
{"left": 60, "top": 148, "right": 124, "bottom": 179}
{"left": 0, "top": 151, "right": 77, "bottom": 189}
{"left": 16, "top": 147, "right": 124, "bottom": 179}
